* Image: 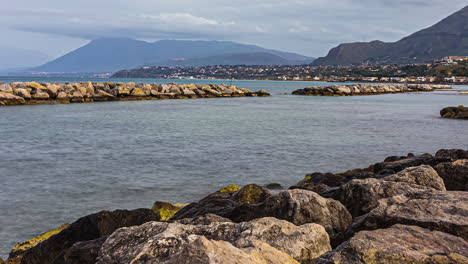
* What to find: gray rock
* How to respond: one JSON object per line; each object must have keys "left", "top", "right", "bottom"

{"left": 317, "top": 224, "right": 468, "bottom": 264}
{"left": 96, "top": 217, "right": 331, "bottom": 264}
{"left": 434, "top": 160, "right": 468, "bottom": 191}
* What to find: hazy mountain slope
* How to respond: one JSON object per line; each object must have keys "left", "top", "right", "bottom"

{"left": 32, "top": 39, "right": 311, "bottom": 73}
{"left": 0, "top": 46, "right": 51, "bottom": 71}
{"left": 314, "top": 5, "right": 468, "bottom": 65}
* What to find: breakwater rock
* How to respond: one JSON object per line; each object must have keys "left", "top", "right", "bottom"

{"left": 441, "top": 106, "right": 468, "bottom": 119}
{"left": 292, "top": 84, "right": 450, "bottom": 96}
{"left": 5, "top": 148, "right": 468, "bottom": 264}
{"left": 0, "top": 82, "right": 270, "bottom": 106}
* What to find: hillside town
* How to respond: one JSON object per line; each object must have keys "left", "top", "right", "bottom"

{"left": 112, "top": 56, "right": 468, "bottom": 84}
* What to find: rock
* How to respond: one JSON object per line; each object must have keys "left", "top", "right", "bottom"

{"left": 71, "top": 91, "right": 84, "bottom": 102}
{"left": 292, "top": 84, "right": 446, "bottom": 96}
{"left": 373, "top": 153, "right": 434, "bottom": 176}
{"left": 151, "top": 201, "right": 188, "bottom": 221}
{"left": 382, "top": 165, "right": 446, "bottom": 191}
{"left": 231, "top": 184, "right": 271, "bottom": 203}
{"left": 350, "top": 190, "right": 468, "bottom": 240}
{"left": 44, "top": 83, "right": 60, "bottom": 97}
{"left": 31, "top": 91, "right": 50, "bottom": 100}
{"left": 14, "top": 88, "right": 31, "bottom": 99}
{"left": 63, "top": 237, "right": 107, "bottom": 264}
{"left": 112, "top": 84, "right": 131, "bottom": 96}
{"left": 218, "top": 184, "right": 241, "bottom": 193}
{"left": 0, "top": 83, "right": 13, "bottom": 93}
{"left": 130, "top": 88, "right": 146, "bottom": 97}
{"left": 174, "top": 214, "right": 233, "bottom": 225}
{"left": 26, "top": 82, "right": 46, "bottom": 91}
{"left": 93, "top": 90, "right": 115, "bottom": 101}
{"left": 8, "top": 223, "right": 69, "bottom": 260}
{"left": 96, "top": 217, "right": 331, "bottom": 264}
{"left": 435, "top": 149, "right": 468, "bottom": 160}
{"left": 20, "top": 208, "right": 159, "bottom": 264}
{"left": 434, "top": 159, "right": 468, "bottom": 191}
{"left": 441, "top": 106, "right": 468, "bottom": 119}
{"left": 0, "top": 92, "right": 26, "bottom": 105}
{"left": 317, "top": 225, "right": 468, "bottom": 264}
{"left": 173, "top": 189, "right": 351, "bottom": 245}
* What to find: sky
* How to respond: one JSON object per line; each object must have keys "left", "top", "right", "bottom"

{"left": 0, "top": 0, "right": 466, "bottom": 60}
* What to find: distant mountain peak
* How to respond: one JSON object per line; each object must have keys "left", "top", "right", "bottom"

{"left": 314, "top": 5, "right": 468, "bottom": 65}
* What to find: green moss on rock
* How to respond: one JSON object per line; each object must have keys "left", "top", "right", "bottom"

{"left": 217, "top": 185, "right": 241, "bottom": 193}
{"left": 232, "top": 184, "right": 270, "bottom": 204}
{"left": 151, "top": 201, "right": 188, "bottom": 221}
{"left": 9, "top": 223, "right": 69, "bottom": 259}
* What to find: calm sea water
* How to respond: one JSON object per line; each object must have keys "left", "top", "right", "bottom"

{"left": 1, "top": 77, "right": 468, "bottom": 257}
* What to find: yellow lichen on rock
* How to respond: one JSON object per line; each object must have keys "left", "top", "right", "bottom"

{"left": 151, "top": 201, "right": 188, "bottom": 221}
{"left": 217, "top": 184, "right": 241, "bottom": 193}
{"left": 9, "top": 223, "right": 69, "bottom": 259}
{"left": 26, "top": 82, "right": 45, "bottom": 90}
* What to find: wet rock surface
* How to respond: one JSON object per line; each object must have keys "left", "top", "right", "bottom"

{"left": 441, "top": 106, "right": 468, "bottom": 119}
{"left": 292, "top": 84, "right": 450, "bottom": 96}
{"left": 0, "top": 82, "right": 270, "bottom": 106}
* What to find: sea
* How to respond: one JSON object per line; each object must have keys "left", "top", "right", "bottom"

{"left": 1, "top": 76, "right": 467, "bottom": 257}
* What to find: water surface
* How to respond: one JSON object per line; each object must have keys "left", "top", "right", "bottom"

{"left": 1, "top": 77, "right": 467, "bottom": 257}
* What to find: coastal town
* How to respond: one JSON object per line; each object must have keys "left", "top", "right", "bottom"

{"left": 112, "top": 56, "right": 468, "bottom": 84}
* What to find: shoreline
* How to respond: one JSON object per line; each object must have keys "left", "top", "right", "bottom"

{"left": 3, "top": 148, "right": 467, "bottom": 263}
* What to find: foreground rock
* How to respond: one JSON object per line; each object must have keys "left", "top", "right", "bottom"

{"left": 350, "top": 190, "right": 468, "bottom": 240}
{"left": 335, "top": 165, "right": 446, "bottom": 217}
{"left": 317, "top": 225, "right": 468, "bottom": 264}
{"left": 441, "top": 106, "right": 468, "bottom": 119}
{"left": 172, "top": 186, "right": 352, "bottom": 244}
{"left": 96, "top": 217, "right": 331, "bottom": 264}
{"left": 0, "top": 82, "right": 270, "bottom": 106}
{"left": 434, "top": 159, "right": 468, "bottom": 191}
{"left": 292, "top": 84, "right": 450, "bottom": 96}
{"left": 20, "top": 209, "right": 158, "bottom": 264}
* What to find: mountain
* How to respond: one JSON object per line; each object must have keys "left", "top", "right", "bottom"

{"left": 31, "top": 39, "right": 312, "bottom": 73}
{"left": 0, "top": 46, "right": 51, "bottom": 72}
{"left": 146, "top": 52, "right": 313, "bottom": 67}
{"left": 314, "top": 5, "right": 468, "bottom": 65}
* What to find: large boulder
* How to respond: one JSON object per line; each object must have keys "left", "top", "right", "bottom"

{"left": 373, "top": 153, "right": 435, "bottom": 176}
{"left": 434, "top": 159, "right": 468, "bottom": 191}
{"left": 350, "top": 190, "right": 468, "bottom": 240}
{"left": 20, "top": 209, "right": 158, "bottom": 264}
{"left": 63, "top": 237, "right": 107, "bottom": 264}
{"left": 441, "top": 106, "right": 468, "bottom": 119}
{"left": 435, "top": 149, "right": 468, "bottom": 160}
{"left": 0, "top": 92, "right": 25, "bottom": 105}
{"left": 317, "top": 225, "right": 468, "bottom": 264}
{"left": 382, "top": 165, "right": 446, "bottom": 191}
{"left": 173, "top": 188, "right": 352, "bottom": 244}
{"left": 151, "top": 201, "right": 188, "bottom": 221}
{"left": 96, "top": 217, "right": 331, "bottom": 264}
{"left": 0, "top": 83, "right": 13, "bottom": 93}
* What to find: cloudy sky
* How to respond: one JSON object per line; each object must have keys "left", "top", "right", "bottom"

{"left": 0, "top": 0, "right": 466, "bottom": 59}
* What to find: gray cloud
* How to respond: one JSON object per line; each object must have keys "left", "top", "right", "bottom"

{"left": 0, "top": 0, "right": 466, "bottom": 58}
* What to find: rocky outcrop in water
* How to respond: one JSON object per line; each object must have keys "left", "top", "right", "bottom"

{"left": 0, "top": 82, "right": 270, "bottom": 106}
{"left": 441, "top": 106, "right": 468, "bottom": 119}
{"left": 7, "top": 148, "right": 468, "bottom": 264}
{"left": 292, "top": 84, "right": 450, "bottom": 96}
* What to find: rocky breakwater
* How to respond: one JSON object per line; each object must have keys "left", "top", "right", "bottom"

{"left": 3, "top": 149, "right": 468, "bottom": 264}
{"left": 292, "top": 84, "right": 451, "bottom": 96}
{"left": 0, "top": 82, "right": 270, "bottom": 106}
{"left": 441, "top": 105, "right": 468, "bottom": 119}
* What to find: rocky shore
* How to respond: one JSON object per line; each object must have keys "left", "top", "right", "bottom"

{"left": 2, "top": 149, "right": 468, "bottom": 264}
{"left": 441, "top": 106, "right": 468, "bottom": 119}
{"left": 0, "top": 82, "right": 270, "bottom": 106}
{"left": 292, "top": 84, "right": 451, "bottom": 96}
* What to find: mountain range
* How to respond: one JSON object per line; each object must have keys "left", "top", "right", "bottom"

{"left": 30, "top": 39, "right": 313, "bottom": 73}
{"left": 314, "top": 5, "right": 468, "bottom": 65}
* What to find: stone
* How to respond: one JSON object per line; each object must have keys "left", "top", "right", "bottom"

{"left": 93, "top": 90, "right": 115, "bottom": 100}
{"left": 173, "top": 189, "right": 351, "bottom": 245}
{"left": 14, "top": 88, "right": 31, "bottom": 99}
{"left": 434, "top": 159, "right": 468, "bottom": 191}
{"left": 0, "top": 83, "right": 13, "bottom": 93}
{"left": 96, "top": 217, "right": 331, "bottom": 264}
{"left": 218, "top": 184, "right": 241, "bottom": 193}
{"left": 63, "top": 237, "right": 107, "bottom": 264}
{"left": 151, "top": 201, "right": 188, "bottom": 221}
{"left": 435, "top": 149, "right": 468, "bottom": 160}
{"left": 174, "top": 214, "right": 233, "bottom": 225}
{"left": 350, "top": 190, "right": 468, "bottom": 240}
{"left": 0, "top": 92, "right": 26, "bottom": 105}
{"left": 20, "top": 209, "right": 159, "bottom": 264}
{"left": 130, "top": 88, "right": 146, "bottom": 96}
{"left": 317, "top": 225, "right": 468, "bottom": 264}
{"left": 441, "top": 106, "right": 468, "bottom": 119}
{"left": 31, "top": 91, "right": 50, "bottom": 100}
{"left": 9, "top": 223, "right": 69, "bottom": 259}
{"left": 44, "top": 83, "right": 60, "bottom": 97}
{"left": 373, "top": 153, "right": 434, "bottom": 176}
{"left": 26, "top": 82, "right": 46, "bottom": 91}
{"left": 382, "top": 165, "right": 446, "bottom": 191}
{"left": 265, "top": 183, "right": 283, "bottom": 190}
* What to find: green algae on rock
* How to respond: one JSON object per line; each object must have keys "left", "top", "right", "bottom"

{"left": 151, "top": 201, "right": 188, "bottom": 221}
{"left": 217, "top": 184, "right": 241, "bottom": 193}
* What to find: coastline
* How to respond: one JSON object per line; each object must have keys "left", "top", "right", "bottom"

{"left": 3, "top": 148, "right": 467, "bottom": 263}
